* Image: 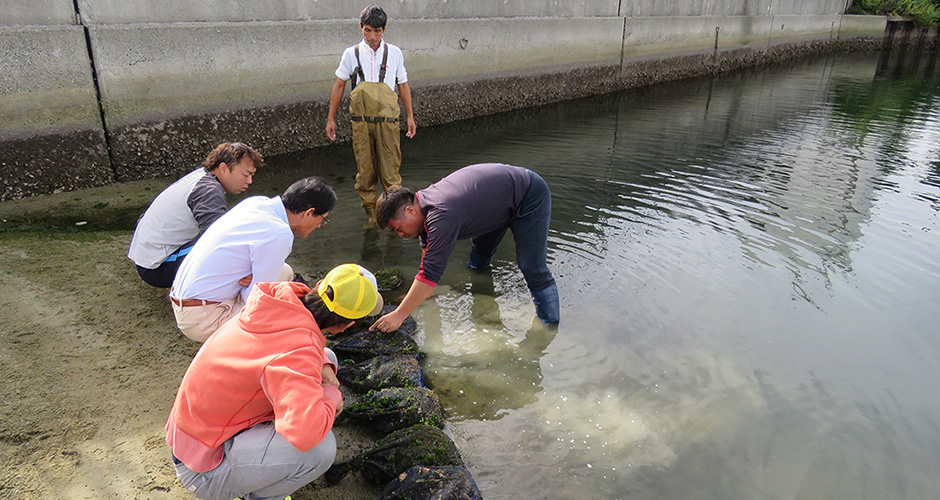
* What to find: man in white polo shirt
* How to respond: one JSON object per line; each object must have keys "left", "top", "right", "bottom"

{"left": 170, "top": 176, "right": 335, "bottom": 342}
{"left": 325, "top": 5, "right": 416, "bottom": 227}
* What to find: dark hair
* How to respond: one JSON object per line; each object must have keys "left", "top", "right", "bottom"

{"left": 359, "top": 5, "right": 387, "bottom": 29}
{"left": 281, "top": 176, "right": 336, "bottom": 215}
{"left": 303, "top": 286, "right": 350, "bottom": 330}
{"left": 375, "top": 186, "right": 415, "bottom": 230}
{"left": 202, "top": 142, "right": 264, "bottom": 172}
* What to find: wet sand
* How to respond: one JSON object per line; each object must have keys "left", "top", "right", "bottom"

{"left": 0, "top": 183, "right": 385, "bottom": 499}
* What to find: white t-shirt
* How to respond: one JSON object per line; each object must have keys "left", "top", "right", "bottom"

{"left": 334, "top": 40, "right": 408, "bottom": 91}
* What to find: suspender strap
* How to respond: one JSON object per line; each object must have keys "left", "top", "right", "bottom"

{"left": 353, "top": 45, "right": 366, "bottom": 87}
{"left": 353, "top": 42, "right": 389, "bottom": 85}
{"left": 378, "top": 44, "right": 388, "bottom": 82}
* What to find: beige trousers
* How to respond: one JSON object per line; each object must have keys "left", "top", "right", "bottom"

{"left": 171, "top": 263, "right": 293, "bottom": 342}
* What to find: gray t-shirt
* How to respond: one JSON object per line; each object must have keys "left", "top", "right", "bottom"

{"left": 127, "top": 168, "right": 226, "bottom": 269}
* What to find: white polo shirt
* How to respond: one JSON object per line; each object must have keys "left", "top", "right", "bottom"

{"left": 171, "top": 196, "right": 294, "bottom": 303}
{"left": 335, "top": 40, "right": 408, "bottom": 91}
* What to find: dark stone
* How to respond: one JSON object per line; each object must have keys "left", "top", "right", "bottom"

{"left": 337, "top": 354, "right": 424, "bottom": 392}
{"left": 325, "top": 424, "right": 463, "bottom": 486}
{"left": 327, "top": 327, "right": 420, "bottom": 363}
{"left": 375, "top": 267, "right": 404, "bottom": 291}
{"left": 380, "top": 466, "right": 483, "bottom": 500}
{"left": 340, "top": 387, "right": 444, "bottom": 433}
{"left": 349, "top": 304, "right": 418, "bottom": 336}
{"left": 324, "top": 305, "right": 419, "bottom": 364}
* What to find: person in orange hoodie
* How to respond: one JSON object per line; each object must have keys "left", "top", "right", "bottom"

{"left": 165, "top": 264, "right": 383, "bottom": 500}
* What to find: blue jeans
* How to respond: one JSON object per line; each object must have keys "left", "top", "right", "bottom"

{"left": 469, "top": 169, "right": 556, "bottom": 293}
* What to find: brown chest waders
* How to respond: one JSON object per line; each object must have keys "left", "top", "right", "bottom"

{"left": 350, "top": 45, "right": 403, "bottom": 217}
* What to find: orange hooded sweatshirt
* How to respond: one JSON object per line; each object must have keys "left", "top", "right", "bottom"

{"left": 165, "top": 281, "right": 341, "bottom": 472}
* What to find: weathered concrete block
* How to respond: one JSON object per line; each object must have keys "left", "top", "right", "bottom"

{"left": 620, "top": 0, "right": 848, "bottom": 17}
{"left": 0, "top": 26, "right": 102, "bottom": 138}
{"left": 403, "top": 17, "right": 624, "bottom": 85}
{"left": 87, "top": 21, "right": 349, "bottom": 128}
{"left": 74, "top": 0, "right": 620, "bottom": 24}
{"left": 0, "top": 0, "right": 76, "bottom": 26}
{"left": 0, "top": 25, "right": 111, "bottom": 200}
{"left": 839, "top": 14, "right": 891, "bottom": 37}
{"left": 771, "top": 0, "right": 848, "bottom": 16}
{"left": 764, "top": 15, "right": 848, "bottom": 45}
{"left": 622, "top": 14, "right": 875, "bottom": 60}
{"left": 623, "top": 16, "right": 751, "bottom": 57}
{"left": 85, "top": 20, "right": 352, "bottom": 180}
{"left": 76, "top": 0, "right": 351, "bottom": 24}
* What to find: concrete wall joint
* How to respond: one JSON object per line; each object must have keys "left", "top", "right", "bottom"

{"left": 72, "top": 0, "right": 117, "bottom": 179}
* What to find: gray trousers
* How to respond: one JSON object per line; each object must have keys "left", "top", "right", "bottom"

{"left": 174, "top": 422, "right": 336, "bottom": 500}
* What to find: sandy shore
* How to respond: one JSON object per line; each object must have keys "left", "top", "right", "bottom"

{"left": 0, "top": 183, "right": 387, "bottom": 499}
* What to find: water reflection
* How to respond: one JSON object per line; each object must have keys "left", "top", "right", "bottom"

{"left": 417, "top": 269, "right": 557, "bottom": 421}
{"left": 448, "top": 347, "right": 771, "bottom": 499}
{"left": 261, "top": 50, "right": 940, "bottom": 499}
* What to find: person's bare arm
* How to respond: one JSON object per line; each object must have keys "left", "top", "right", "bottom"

{"left": 369, "top": 278, "right": 434, "bottom": 332}
{"left": 321, "top": 364, "right": 343, "bottom": 414}
{"left": 325, "top": 78, "right": 347, "bottom": 141}
{"left": 398, "top": 81, "right": 416, "bottom": 138}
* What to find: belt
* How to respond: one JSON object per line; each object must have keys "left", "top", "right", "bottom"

{"left": 170, "top": 297, "right": 220, "bottom": 307}
{"left": 351, "top": 116, "right": 399, "bottom": 123}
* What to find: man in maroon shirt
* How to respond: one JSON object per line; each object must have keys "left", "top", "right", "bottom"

{"left": 371, "top": 163, "right": 560, "bottom": 330}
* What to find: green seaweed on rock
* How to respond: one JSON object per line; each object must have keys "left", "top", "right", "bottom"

{"left": 325, "top": 424, "right": 463, "bottom": 486}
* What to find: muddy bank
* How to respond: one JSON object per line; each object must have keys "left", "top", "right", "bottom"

{"left": 0, "top": 185, "right": 458, "bottom": 498}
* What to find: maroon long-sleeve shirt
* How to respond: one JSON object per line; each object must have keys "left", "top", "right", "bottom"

{"left": 415, "top": 163, "right": 531, "bottom": 286}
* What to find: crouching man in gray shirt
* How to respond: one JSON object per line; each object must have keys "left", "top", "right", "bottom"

{"left": 127, "top": 142, "right": 264, "bottom": 288}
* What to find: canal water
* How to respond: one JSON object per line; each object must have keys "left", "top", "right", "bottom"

{"left": 266, "top": 51, "right": 940, "bottom": 499}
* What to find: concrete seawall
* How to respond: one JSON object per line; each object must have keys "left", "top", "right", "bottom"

{"left": 0, "top": 1, "right": 892, "bottom": 200}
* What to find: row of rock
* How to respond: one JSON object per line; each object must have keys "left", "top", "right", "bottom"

{"left": 324, "top": 304, "right": 483, "bottom": 500}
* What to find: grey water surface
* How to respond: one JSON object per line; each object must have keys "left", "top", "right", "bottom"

{"left": 269, "top": 51, "right": 940, "bottom": 499}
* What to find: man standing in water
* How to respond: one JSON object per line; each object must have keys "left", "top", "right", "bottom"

{"left": 371, "top": 163, "right": 560, "bottom": 330}
{"left": 127, "top": 142, "right": 263, "bottom": 288}
{"left": 325, "top": 5, "right": 416, "bottom": 228}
